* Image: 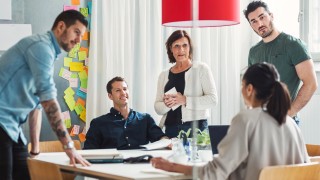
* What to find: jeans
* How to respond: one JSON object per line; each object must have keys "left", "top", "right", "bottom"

{"left": 165, "top": 119, "right": 208, "bottom": 138}
{"left": 0, "top": 127, "right": 30, "bottom": 180}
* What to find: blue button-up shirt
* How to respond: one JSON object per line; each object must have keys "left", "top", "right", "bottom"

{"left": 84, "top": 108, "right": 166, "bottom": 150}
{"left": 0, "top": 31, "right": 60, "bottom": 144}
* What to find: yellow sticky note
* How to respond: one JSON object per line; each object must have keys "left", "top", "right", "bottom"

{"left": 69, "top": 62, "right": 84, "bottom": 72}
{"left": 78, "top": 51, "right": 87, "bottom": 61}
{"left": 80, "top": 110, "right": 86, "bottom": 122}
{"left": 74, "top": 104, "right": 84, "bottom": 115}
{"left": 80, "top": 79, "right": 88, "bottom": 89}
{"left": 64, "top": 119, "right": 71, "bottom": 128}
{"left": 80, "top": 8, "right": 89, "bottom": 17}
{"left": 68, "top": 43, "right": 80, "bottom": 58}
{"left": 65, "top": 98, "right": 75, "bottom": 111}
{"left": 64, "top": 57, "right": 73, "bottom": 67}
{"left": 78, "top": 70, "right": 87, "bottom": 81}
{"left": 64, "top": 87, "right": 75, "bottom": 96}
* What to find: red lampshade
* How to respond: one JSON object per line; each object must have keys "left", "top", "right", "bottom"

{"left": 162, "top": 0, "right": 240, "bottom": 27}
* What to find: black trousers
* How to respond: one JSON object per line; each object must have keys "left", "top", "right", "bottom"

{"left": 0, "top": 127, "right": 30, "bottom": 180}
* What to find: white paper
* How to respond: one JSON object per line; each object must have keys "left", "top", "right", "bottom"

{"left": 140, "top": 139, "right": 171, "bottom": 150}
{"left": 141, "top": 168, "right": 184, "bottom": 176}
{"left": 0, "top": 24, "right": 32, "bottom": 51}
{"left": 164, "top": 87, "right": 180, "bottom": 110}
{"left": 0, "top": 0, "right": 11, "bottom": 20}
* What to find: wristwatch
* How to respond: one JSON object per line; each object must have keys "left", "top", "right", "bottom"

{"left": 63, "top": 141, "right": 74, "bottom": 150}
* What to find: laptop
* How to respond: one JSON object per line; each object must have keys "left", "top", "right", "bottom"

{"left": 208, "top": 125, "right": 229, "bottom": 154}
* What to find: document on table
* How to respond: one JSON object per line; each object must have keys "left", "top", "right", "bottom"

{"left": 140, "top": 139, "right": 172, "bottom": 150}
{"left": 165, "top": 87, "right": 180, "bottom": 111}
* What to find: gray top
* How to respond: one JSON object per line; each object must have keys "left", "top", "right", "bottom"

{"left": 197, "top": 107, "right": 309, "bottom": 180}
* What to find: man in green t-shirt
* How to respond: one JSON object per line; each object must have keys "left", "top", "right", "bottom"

{"left": 243, "top": 1, "right": 318, "bottom": 124}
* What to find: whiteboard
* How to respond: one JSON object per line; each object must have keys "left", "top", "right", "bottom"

{"left": 0, "top": 24, "right": 32, "bottom": 51}
{"left": 0, "top": 0, "right": 12, "bottom": 20}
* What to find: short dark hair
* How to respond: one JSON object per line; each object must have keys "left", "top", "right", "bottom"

{"left": 243, "top": 63, "right": 291, "bottom": 125}
{"left": 106, "top": 76, "right": 127, "bottom": 94}
{"left": 51, "top": 10, "right": 88, "bottom": 30}
{"left": 165, "top": 30, "right": 193, "bottom": 63}
{"left": 243, "top": 1, "right": 271, "bottom": 21}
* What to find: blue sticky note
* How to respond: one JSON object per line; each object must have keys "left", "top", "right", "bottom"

{"left": 76, "top": 88, "right": 87, "bottom": 99}
{"left": 88, "top": 1, "right": 92, "bottom": 14}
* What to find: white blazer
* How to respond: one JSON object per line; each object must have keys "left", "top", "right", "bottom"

{"left": 154, "top": 61, "right": 218, "bottom": 128}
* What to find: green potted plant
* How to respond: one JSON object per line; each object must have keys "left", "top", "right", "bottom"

{"left": 177, "top": 128, "right": 211, "bottom": 150}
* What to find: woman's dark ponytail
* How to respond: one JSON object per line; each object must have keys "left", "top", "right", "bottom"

{"left": 243, "top": 63, "right": 291, "bottom": 125}
{"left": 267, "top": 81, "right": 291, "bottom": 125}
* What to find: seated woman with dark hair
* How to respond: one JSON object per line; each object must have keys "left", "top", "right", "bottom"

{"left": 151, "top": 63, "right": 309, "bottom": 180}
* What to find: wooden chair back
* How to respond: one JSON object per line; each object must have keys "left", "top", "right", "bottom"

{"left": 306, "top": 144, "right": 320, "bottom": 156}
{"left": 27, "top": 158, "right": 63, "bottom": 180}
{"left": 28, "top": 140, "right": 81, "bottom": 152}
{"left": 259, "top": 162, "right": 320, "bottom": 180}
{"left": 27, "top": 140, "right": 81, "bottom": 180}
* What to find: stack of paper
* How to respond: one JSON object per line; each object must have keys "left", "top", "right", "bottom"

{"left": 165, "top": 87, "right": 180, "bottom": 110}
{"left": 140, "top": 139, "right": 172, "bottom": 150}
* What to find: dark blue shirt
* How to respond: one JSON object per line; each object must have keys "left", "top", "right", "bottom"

{"left": 84, "top": 108, "right": 165, "bottom": 150}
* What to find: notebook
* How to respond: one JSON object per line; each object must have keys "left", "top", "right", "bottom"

{"left": 208, "top": 125, "right": 229, "bottom": 154}
{"left": 78, "top": 149, "right": 124, "bottom": 163}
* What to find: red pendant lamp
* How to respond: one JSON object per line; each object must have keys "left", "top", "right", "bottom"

{"left": 162, "top": 0, "right": 240, "bottom": 27}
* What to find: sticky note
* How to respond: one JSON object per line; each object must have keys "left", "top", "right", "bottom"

{"left": 68, "top": 43, "right": 80, "bottom": 58}
{"left": 78, "top": 133, "right": 86, "bottom": 142}
{"left": 64, "top": 87, "right": 75, "bottom": 96}
{"left": 71, "top": 73, "right": 78, "bottom": 78}
{"left": 79, "top": 47, "right": 88, "bottom": 55}
{"left": 80, "top": 79, "right": 88, "bottom": 89}
{"left": 88, "top": 1, "right": 92, "bottom": 14}
{"left": 76, "top": 98, "right": 86, "bottom": 107}
{"left": 78, "top": 70, "right": 87, "bottom": 81}
{"left": 74, "top": 104, "right": 84, "bottom": 115}
{"left": 80, "top": 87, "right": 87, "bottom": 93}
{"left": 85, "top": 58, "right": 89, "bottom": 66}
{"left": 71, "top": 0, "right": 80, "bottom": 5}
{"left": 78, "top": 51, "right": 87, "bottom": 61}
{"left": 80, "top": 8, "right": 89, "bottom": 17}
{"left": 65, "top": 99, "right": 75, "bottom": 111}
{"left": 69, "top": 77, "right": 78, "bottom": 88}
{"left": 64, "top": 57, "right": 73, "bottom": 67}
{"left": 64, "top": 119, "right": 71, "bottom": 128}
{"left": 82, "top": 31, "right": 89, "bottom": 41}
{"left": 61, "top": 111, "right": 71, "bottom": 120}
{"left": 76, "top": 89, "right": 87, "bottom": 99}
{"left": 59, "top": 68, "right": 71, "bottom": 80}
{"left": 80, "top": 110, "right": 86, "bottom": 122}
{"left": 64, "top": 5, "right": 78, "bottom": 11}
{"left": 69, "top": 62, "right": 84, "bottom": 72}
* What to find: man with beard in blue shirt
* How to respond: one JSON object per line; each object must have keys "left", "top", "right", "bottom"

{"left": 84, "top": 77, "right": 168, "bottom": 150}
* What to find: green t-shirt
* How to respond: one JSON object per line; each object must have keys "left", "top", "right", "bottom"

{"left": 248, "top": 32, "right": 311, "bottom": 100}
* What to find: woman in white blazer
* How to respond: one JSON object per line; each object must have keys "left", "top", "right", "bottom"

{"left": 154, "top": 30, "right": 218, "bottom": 138}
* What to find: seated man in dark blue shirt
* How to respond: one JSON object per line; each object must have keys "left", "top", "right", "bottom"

{"left": 84, "top": 76, "right": 168, "bottom": 150}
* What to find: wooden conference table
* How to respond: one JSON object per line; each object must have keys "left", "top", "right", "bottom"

{"left": 34, "top": 149, "right": 206, "bottom": 180}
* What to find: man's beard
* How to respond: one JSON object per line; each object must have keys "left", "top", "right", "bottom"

{"left": 60, "top": 30, "right": 72, "bottom": 52}
{"left": 255, "top": 21, "right": 274, "bottom": 38}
